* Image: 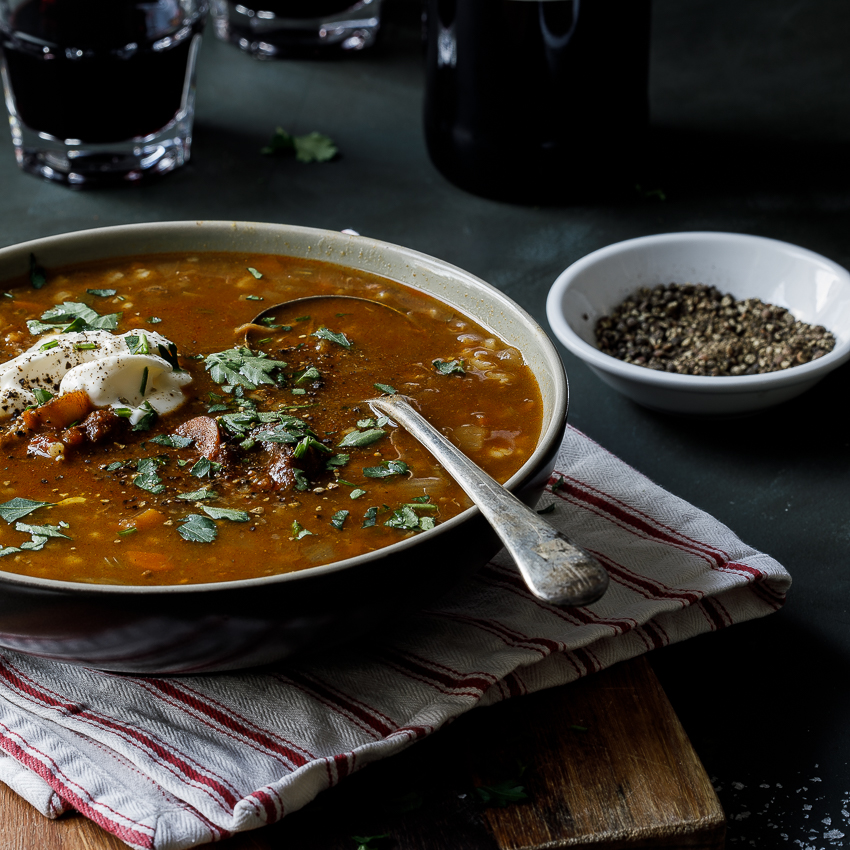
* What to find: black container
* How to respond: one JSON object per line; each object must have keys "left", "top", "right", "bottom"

{"left": 424, "top": 0, "right": 652, "bottom": 204}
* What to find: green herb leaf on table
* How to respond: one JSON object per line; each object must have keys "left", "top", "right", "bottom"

{"left": 261, "top": 127, "right": 338, "bottom": 163}
{"left": 178, "top": 514, "right": 218, "bottom": 543}
{"left": 0, "top": 498, "right": 54, "bottom": 525}
{"left": 473, "top": 778, "right": 529, "bottom": 808}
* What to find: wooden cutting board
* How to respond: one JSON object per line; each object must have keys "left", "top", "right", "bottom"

{"left": 0, "top": 656, "right": 725, "bottom": 850}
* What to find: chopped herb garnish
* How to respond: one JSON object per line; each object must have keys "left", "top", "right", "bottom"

{"left": 432, "top": 358, "right": 466, "bottom": 376}
{"left": 29, "top": 301, "right": 121, "bottom": 335}
{"left": 87, "top": 288, "right": 117, "bottom": 297}
{"left": 190, "top": 458, "right": 214, "bottom": 478}
{"left": 114, "top": 407, "right": 133, "bottom": 419}
{"left": 246, "top": 267, "right": 263, "bottom": 279}
{"left": 73, "top": 342, "right": 98, "bottom": 351}
{"left": 373, "top": 383, "right": 397, "bottom": 395}
{"left": 139, "top": 366, "right": 149, "bottom": 397}
{"left": 125, "top": 333, "right": 150, "bottom": 355}
{"left": 550, "top": 476, "right": 567, "bottom": 493}
{"left": 202, "top": 506, "right": 250, "bottom": 522}
{"left": 105, "top": 460, "right": 128, "bottom": 471}
{"left": 291, "top": 388, "right": 307, "bottom": 395}
{"left": 330, "top": 509, "right": 349, "bottom": 530}
{"left": 157, "top": 342, "right": 181, "bottom": 371}
{"left": 32, "top": 388, "right": 54, "bottom": 405}
{"left": 245, "top": 294, "right": 264, "bottom": 301}
{"left": 178, "top": 514, "right": 218, "bottom": 543}
{"left": 362, "top": 506, "right": 378, "bottom": 527}
{"left": 293, "top": 469, "right": 310, "bottom": 491}
{"left": 363, "top": 460, "right": 410, "bottom": 478}
{"left": 149, "top": 434, "right": 194, "bottom": 449}
{"left": 148, "top": 317, "right": 162, "bottom": 324}
{"left": 117, "top": 527, "right": 138, "bottom": 537}
{"left": 15, "top": 521, "right": 70, "bottom": 540}
{"left": 132, "top": 400, "right": 158, "bottom": 432}
{"left": 29, "top": 254, "right": 47, "bottom": 289}
{"left": 411, "top": 495, "right": 431, "bottom": 503}
{"left": 0, "top": 498, "right": 53, "bottom": 525}
{"left": 311, "top": 326, "right": 352, "bottom": 349}
{"left": 350, "top": 488, "right": 366, "bottom": 500}
{"left": 325, "top": 453, "right": 349, "bottom": 470}
{"left": 295, "top": 366, "right": 321, "bottom": 385}
{"left": 338, "top": 428, "right": 385, "bottom": 448}
{"left": 205, "top": 347, "right": 287, "bottom": 390}
{"left": 176, "top": 488, "right": 217, "bottom": 501}
{"left": 133, "top": 457, "right": 166, "bottom": 494}
{"left": 39, "top": 340, "right": 59, "bottom": 351}
{"left": 293, "top": 435, "right": 332, "bottom": 458}
{"left": 291, "top": 520, "right": 313, "bottom": 539}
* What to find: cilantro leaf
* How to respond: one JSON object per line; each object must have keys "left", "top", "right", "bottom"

{"left": 247, "top": 267, "right": 263, "bottom": 279}
{"left": 362, "top": 506, "right": 378, "bottom": 527}
{"left": 432, "top": 358, "right": 466, "bottom": 376}
{"left": 0, "top": 498, "right": 54, "bottom": 524}
{"left": 132, "top": 400, "right": 158, "bottom": 432}
{"left": 87, "top": 288, "right": 117, "bottom": 297}
{"left": 202, "top": 506, "right": 250, "bottom": 522}
{"left": 205, "top": 347, "right": 287, "bottom": 390}
{"left": 291, "top": 520, "right": 313, "bottom": 539}
{"left": 178, "top": 514, "right": 218, "bottom": 543}
{"left": 176, "top": 488, "right": 217, "bottom": 501}
{"left": 373, "top": 382, "right": 397, "bottom": 395}
{"left": 261, "top": 127, "right": 338, "bottom": 163}
{"left": 363, "top": 460, "right": 410, "bottom": 478}
{"left": 338, "top": 428, "right": 385, "bottom": 448}
{"left": 474, "top": 779, "right": 529, "bottom": 808}
{"left": 149, "top": 434, "right": 194, "bottom": 448}
{"left": 330, "top": 509, "right": 349, "bottom": 530}
{"left": 14, "top": 522, "right": 70, "bottom": 540}
{"left": 325, "top": 453, "right": 349, "bottom": 470}
{"left": 311, "top": 327, "right": 352, "bottom": 349}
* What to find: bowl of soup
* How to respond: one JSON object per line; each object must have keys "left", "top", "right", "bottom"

{"left": 0, "top": 221, "right": 568, "bottom": 673}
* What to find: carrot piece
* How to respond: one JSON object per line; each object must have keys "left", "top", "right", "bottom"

{"left": 22, "top": 390, "right": 93, "bottom": 431}
{"left": 124, "top": 551, "right": 173, "bottom": 572}
{"left": 119, "top": 509, "right": 166, "bottom": 533}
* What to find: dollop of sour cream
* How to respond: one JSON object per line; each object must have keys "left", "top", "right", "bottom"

{"left": 0, "top": 329, "right": 192, "bottom": 425}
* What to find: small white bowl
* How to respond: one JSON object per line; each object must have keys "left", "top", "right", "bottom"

{"left": 546, "top": 232, "right": 850, "bottom": 415}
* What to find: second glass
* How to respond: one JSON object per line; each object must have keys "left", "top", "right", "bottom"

{"left": 0, "top": 0, "right": 208, "bottom": 186}
{"left": 211, "top": 0, "right": 382, "bottom": 58}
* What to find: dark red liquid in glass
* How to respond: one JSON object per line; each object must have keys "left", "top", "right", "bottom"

{"left": 1, "top": 0, "right": 201, "bottom": 144}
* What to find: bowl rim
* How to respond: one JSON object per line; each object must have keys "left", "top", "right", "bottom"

{"left": 0, "top": 220, "right": 568, "bottom": 595}
{"left": 546, "top": 230, "right": 850, "bottom": 393}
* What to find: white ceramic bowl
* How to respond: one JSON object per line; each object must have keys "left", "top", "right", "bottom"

{"left": 546, "top": 232, "right": 850, "bottom": 415}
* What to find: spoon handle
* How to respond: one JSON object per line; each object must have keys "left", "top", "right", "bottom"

{"left": 369, "top": 396, "right": 609, "bottom": 607}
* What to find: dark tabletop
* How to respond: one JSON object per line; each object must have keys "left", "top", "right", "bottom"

{"left": 1, "top": 1, "right": 849, "bottom": 847}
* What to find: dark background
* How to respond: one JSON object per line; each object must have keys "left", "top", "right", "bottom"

{"left": 1, "top": 1, "right": 849, "bottom": 845}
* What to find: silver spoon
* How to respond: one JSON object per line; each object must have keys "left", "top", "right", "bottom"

{"left": 368, "top": 394, "right": 609, "bottom": 608}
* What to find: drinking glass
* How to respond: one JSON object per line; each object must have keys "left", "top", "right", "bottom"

{"left": 0, "top": 0, "right": 208, "bottom": 186}
{"left": 211, "top": 0, "right": 382, "bottom": 58}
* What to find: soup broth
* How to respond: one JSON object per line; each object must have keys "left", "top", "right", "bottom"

{"left": 0, "top": 253, "right": 543, "bottom": 585}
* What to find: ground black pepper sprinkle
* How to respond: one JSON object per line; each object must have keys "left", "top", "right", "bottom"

{"left": 595, "top": 283, "right": 836, "bottom": 376}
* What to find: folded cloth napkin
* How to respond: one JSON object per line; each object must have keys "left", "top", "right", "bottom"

{"left": 0, "top": 425, "right": 791, "bottom": 850}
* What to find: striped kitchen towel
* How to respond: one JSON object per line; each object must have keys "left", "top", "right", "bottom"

{"left": 0, "top": 425, "right": 791, "bottom": 849}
